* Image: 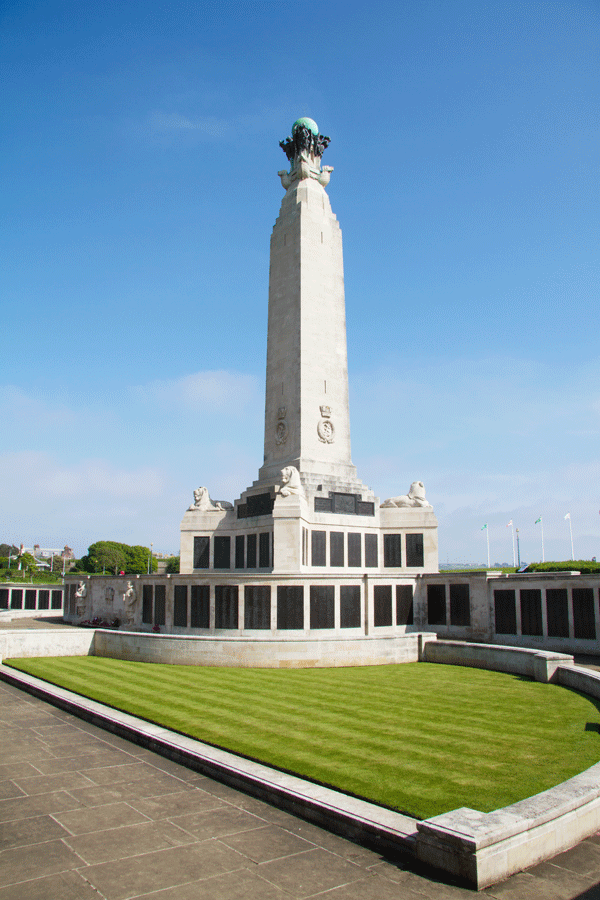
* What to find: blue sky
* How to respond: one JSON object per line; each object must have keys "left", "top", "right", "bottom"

{"left": 2, "top": 0, "right": 599, "bottom": 563}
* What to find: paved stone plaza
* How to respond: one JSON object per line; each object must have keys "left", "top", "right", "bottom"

{"left": 1, "top": 663, "right": 600, "bottom": 898}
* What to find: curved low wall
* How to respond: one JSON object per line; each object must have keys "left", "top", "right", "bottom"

{"left": 93, "top": 630, "right": 427, "bottom": 668}
{"left": 0, "top": 628, "right": 94, "bottom": 663}
{"left": 422, "top": 638, "right": 575, "bottom": 683}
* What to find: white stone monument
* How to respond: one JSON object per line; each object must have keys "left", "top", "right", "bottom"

{"left": 180, "top": 118, "right": 438, "bottom": 579}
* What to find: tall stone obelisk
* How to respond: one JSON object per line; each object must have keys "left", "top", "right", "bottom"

{"left": 258, "top": 118, "right": 368, "bottom": 496}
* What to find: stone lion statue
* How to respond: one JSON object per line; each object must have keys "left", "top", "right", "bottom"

{"left": 188, "top": 486, "right": 232, "bottom": 511}
{"left": 279, "top": 465, "right": 302, "bottom": 497}
{"left": 381, "top": 481, "right": 432, "bottom": 509}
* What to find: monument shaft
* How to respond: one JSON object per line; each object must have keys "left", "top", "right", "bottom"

{"left": 260, "top": 175, "right": 355, "bottom": 484}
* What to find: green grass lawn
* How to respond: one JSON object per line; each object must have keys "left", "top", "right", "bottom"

{"left": 6, "top": 657, "right": 600, "bottom": 820}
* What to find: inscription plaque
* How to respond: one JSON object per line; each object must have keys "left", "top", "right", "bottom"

{"left": 449, "top": 584, "right": 470, "bottom": 626}
{"left": 330, "top": 532, "right": 344, "bottom": 567}
{"left": 38, "top": 590, "right": 50, "bottom": 610}
{"left": 494, "top": 589, "right": 516, "bottom": 634}
{"left": 573, "top": 588, "right": 595, "bottom": 639}
{"left": 142, "top": 585, "right": 153, "bottom": 624}
{"left": 546, "top": 589, "right": 568, "bottom": 638}
{"left": 347, "top": 533, "right": 361, "bottom": 567}
{"left": 245, "top": 585, "right": 271, "bottom": 629}
{"left": 191, "top": 585, "right": 210, "bottom": 628}
{"left": 154, "top": 584, "right": 166, "bottom": 626}
{"left": 396, "top": 585, "right": 413, "bottom": 626}
{"left": 520, "top": 589, "right": 542, "bottom": 636}
{"left": 174, "top": 585, "right": 187, "bottom": 627}
{"left": 215, "top": 585, "right": 238, "bottom": 629}
{"left": 277, "top": 585, "right": 304, "bottom": 630}
{"left": 374, "top": 585, "right": 393, "bottom": 627}
{"left": 310, "top": 585, "right": 334, "bottom": 629}
{"left": 340, "top": 585, "right": 360, "bottom": 628}
{"left": 193, "top": 536, "right": 210, "bottom": 569}
{"left": 238, "top": 493, "right": 275, "bottom": 518}
{"left": 427, "top": 584, "right": 446, "bottom": 625}
{"left": 246, "top": 533, "right": 257, "bottom": 569}
{"left": 312, "top": 531, "right": 326, "bottom": 566}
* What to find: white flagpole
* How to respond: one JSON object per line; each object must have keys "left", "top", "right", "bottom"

{"left": 565, "top": 513, "right": 574, "bottom": 561}
{"left": 541, "top": 518, "right": 545, "bottom": 562}
{"left": 486, "top": 526, "right": 490, "bottom": 569}
{"left": 507, "top": 520, "right": 515, "bottom": 568}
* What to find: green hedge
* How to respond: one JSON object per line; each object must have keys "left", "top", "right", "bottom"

{"left": 525, "top": 560, "right": 600, "bottom": 575}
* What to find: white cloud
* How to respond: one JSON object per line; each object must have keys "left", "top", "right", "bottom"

{"left": 131, "top": 369, "right": 260, "bottom": 414}
{"left": 0, "top": 386, "right": 75, "bottom": 430}
{"left": 149, "top": 111, "right": 231, "bottom": 137}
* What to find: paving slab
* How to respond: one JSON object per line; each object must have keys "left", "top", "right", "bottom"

{"left": 0, "top": 676, "right": 600, "bottom": 898}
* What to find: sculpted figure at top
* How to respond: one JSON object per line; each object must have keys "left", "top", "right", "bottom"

{"left": 279, "top": 466, "right": 302, "bottom": 497}
{"left": 278, "top": 117, "right": 333, "bottom": 189}
{"left": 123, "top": 581, "right": 137, "bottom": 626}
{"left": 381, "top": 481, "right": 433, "bottom": 509}
{"left": 188, "top": 486, "right": 232, "bottom": 512}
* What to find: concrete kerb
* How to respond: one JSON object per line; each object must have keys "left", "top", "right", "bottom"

{"left": 2, "top": 632, "right": 600, "bottom": 890}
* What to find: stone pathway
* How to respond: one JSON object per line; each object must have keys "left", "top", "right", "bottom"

{"left": 0, "top": 679, "right": 599, "bottom": 898}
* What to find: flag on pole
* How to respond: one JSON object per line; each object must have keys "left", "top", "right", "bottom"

{"left": 564, "top": 513, "right": 571, "bottom": 520}
{"left": 507, "top": 520, "right": 512, "bottom": 526}
{"left": 481, "top": 524, "right": 487, "bottom": 530}
{"left": 534, "top": 517, "right": 541, "bottom": 524}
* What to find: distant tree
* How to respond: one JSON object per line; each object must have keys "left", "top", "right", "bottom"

{"left": 80, "top": 541, "right": 157, "bottom": 575}
{"left": 0, "top": 544, "right": 18, "bottom": 557}
{"left": 165, "top": 556, "right": 180, "bottom": 574}
{"left": 18, "top": 552, "right": 38, "bottom": 574}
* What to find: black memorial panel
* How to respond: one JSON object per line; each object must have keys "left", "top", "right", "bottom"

{"left": 333, "top": 493, "right": 356, "bottom": 514}
{"left": 347, "top": 533, "right": 361, "bottom": 567}
{"left": 314, "top": 496, "right": 333, "bottom": 512}
{"left": 330, "top": 532, "right": 344, "bottom": 567}
{"left": 520, "top": 589, "right": 543, "bottom": 636}
{"left": 374, "top": 585, "right": 393, "bottom": 627}
{"left": 259, "top": 532, "right": 271, "bottom": 568}
{"left": 427, "top": 584, "right": 446, "bottom": 625}
{"left": 38, "top": 590, "right": 50, "bottom": 610}
{"left": 214, "top": 536, "right": 231, "bottom": 569}
{"left": 546, "top": 589, "right": 569, "bottom": 638}
{"left": 191, "top": 585, "right": 210, "bottom": 628}
{"left": 142, "top": 584, "right": 153, "bottom": 624}
{"left": 357, "top": 501, "right": 375, "bottom": 516}
{"left": 0, "top": 589, "right": 8, "bottom": 609}
{"left": 51, "top": 590, "right": 62, "bottom": 609}
{"left": 494, "top": 589, "right": 517, "bottom": 634}
{"left": 311, "top": 531, "right": 326, "bottom": 566}
{"left": 154, "top": 584, "right": 166, "bottom": 626}
{"left": 365, "top": 533, "right": 378, "bottom": 567}
{"left": 193, "top": 536, "right": 210, "bottom": 569}
{"left": 450, "top": 584, "right": 471, "bottom": 626}
{"left": 246, "top": 533, "right": 257, "bottom": 569}
{"left": 25, "top": 590, "right": 36, "bottom": 610}
{"left": 310, "top": 585, "right": 334, "bottom": 629}
{"left": 11, "top": 589, "right": 23, "bottom": 610}
{"left": 238, "top": 493, "right": 275, "bottom": 518}
{"left": 573, "top": 588, "right": 596, "bottom": 640}
{"left": 396, "top": 585, "right": 414, "bottom": 626}
{"left": 383, "top": 534, "right": 402, "bottom": 568}
{"left": 173, "top": 585, "right": 188, "bottom": 627}
{"left": 277, "top": 586, "right": 304, "bottom": 630}
{"left": 244, "top": 585, "right": 271, "bottom": 629}
{"left": 406, "top": 533, "right": 424, "bottom": 568}
{"left": 235, "top": 535, "right": 245, "bottom": 569}
{"left": 340, "top": 585, "right": 361, "bottom": 628}
{"left": 215, "top": 585, "right": 239, "bottom": 629}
